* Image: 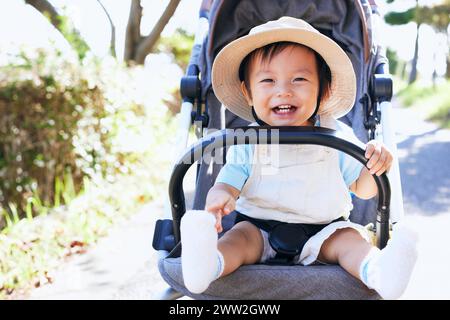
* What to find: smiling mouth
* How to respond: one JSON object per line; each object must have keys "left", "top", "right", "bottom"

{"left": 272, "top": 104, "right": 298, "bottom": 115}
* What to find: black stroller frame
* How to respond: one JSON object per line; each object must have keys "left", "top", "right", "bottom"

{"left": 153, "top": 0, "right": 404, "bottom": 300}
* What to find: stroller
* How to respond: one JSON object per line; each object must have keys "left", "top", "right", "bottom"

{"left": 152, "top": 0, "right": 405, "bottom": 300}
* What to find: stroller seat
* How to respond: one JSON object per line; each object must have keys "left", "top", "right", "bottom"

{"left": 159, "top": 257, "right": 379, "bottom": 300}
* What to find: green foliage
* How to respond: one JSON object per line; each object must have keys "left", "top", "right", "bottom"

{"left": 153, "top": 28, "right": 195, "bottom": 114}
{"left": 397, "top": 83, "right": 436, "bottom": 107}
{"left": 0, "top": 46, "right": 159, "bottom": 226}
{"left": 386, "top": 48, "right": 399, "bottom": 75}
{"left": 429, "top": 103, "right": 450, "bottom": 128}
{"left": 0, "top": 48, "right": 97, "bottom": 222}
{"left": 417, "top": 3, "right": 450, "bottom": 32}
{"left": 384, "top": 1, "right": 449, "bottom": 28}
{"left": 386, "top": 48, "right": 408, "bottom": 80}
{"left": 42, "top": 7, "right": 90, "bottom": 61}
{"left": 0, "top": 43, "right": 177, "bottom": 297}
{"left": 57, "top": 15, "right": 90, "bottom": 61}
{"left": 384, "top": 7, "right": 416, "bottom": 25}
{"left": 156, "top": 28, "right": 194, "bottom": 71}
{"left": 397, "top": 80, "right": 450, "bottom": 128}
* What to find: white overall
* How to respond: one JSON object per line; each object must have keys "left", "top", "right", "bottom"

{"left": 235, "top": 116, "right": 370, "bottom": 265}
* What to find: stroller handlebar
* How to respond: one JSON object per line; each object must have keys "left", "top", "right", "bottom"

{"left": 168, "top": 126, "right": 391, "bottom": 249}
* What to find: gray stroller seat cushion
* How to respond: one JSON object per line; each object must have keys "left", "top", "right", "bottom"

{"left": 158, "top": 257, "right": 380, "bottom": 300}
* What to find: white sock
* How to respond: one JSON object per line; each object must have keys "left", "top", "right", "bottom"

{"left": 359, "top": 223, "right": 419, "bottom": 300}
{"left": 180, "top": 210, "right": 225, "bottom": 294}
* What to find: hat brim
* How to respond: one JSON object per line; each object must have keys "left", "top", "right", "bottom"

{"left": 212, "top": 28, "right": 356, "bottom": 122}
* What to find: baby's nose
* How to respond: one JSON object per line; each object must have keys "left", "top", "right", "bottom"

{"left": 276, "top": 83, "right": 293, "bottom": 97}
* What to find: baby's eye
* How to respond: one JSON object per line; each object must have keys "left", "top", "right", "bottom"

{"left": 294, "top": 77, "right": 306, "bottom": 82}
{"left": 260, "top": 78, "right": 273, "bottom": 83}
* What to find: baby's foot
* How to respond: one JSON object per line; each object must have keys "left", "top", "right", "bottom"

{"left": 180, "top": 210, "right": 224, "bottom": 294}
{"left": 361, "top": 223, "right": 419, "bottom": 299}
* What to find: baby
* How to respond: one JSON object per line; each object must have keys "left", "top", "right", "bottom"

{"left": 181, "top": 17, "right": 418, "bottom": 300}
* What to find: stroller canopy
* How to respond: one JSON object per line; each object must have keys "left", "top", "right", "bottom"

{"left": 206, "top": 0, "right": 371, "bottom": 67}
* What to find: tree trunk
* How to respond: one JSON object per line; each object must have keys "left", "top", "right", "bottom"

{"left": 446, "top": 56, "right": 450, "bottom": 79}
{"left": 124, "top": 0, "right": 142, "bottom": 63}
{"left": 24, "top": 0, "right": 90, "bottom": 58}
{"left": 446, "top": 31, "right": 450, "bottom": 79}
{"left": 24, "top": 0, "right": 60, "bottom": 29}
{"left": 409, "top": 23, "right": 420, "bottom": 84}
{"left": 124, "top": 0, "right": 182, "bottom": 65}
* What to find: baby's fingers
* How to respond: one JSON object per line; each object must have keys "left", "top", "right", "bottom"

{"left": 204, "top": 206, "right": 222, "bottom": 231}
{"left": 365, "top": 142, "right": 376, "bottom": 159}
{"left": 205, "top": 201, "right": 224, "bottom": 213}
{"left": 374, "top": 152, "right": 393, "bottom": 176}
{"left": 370, "top": 151, "right": 387, "bottom": 175}
{"left": 213, "top": 210, "right": 223, "bottom": 233}
{"left": 365, "top": 143, "right": 381, "bottom": 173}
{"left": 222, "top": 201, "right": 235, "bottom": 215}
{"left": 366, "top": 143, "right": 394, "bottom": 176}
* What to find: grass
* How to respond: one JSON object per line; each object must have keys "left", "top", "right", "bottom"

{"left": 395, "top": 79, "right": 450, "bottom": 128}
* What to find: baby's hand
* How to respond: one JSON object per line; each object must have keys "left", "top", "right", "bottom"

{"left": 205, "top": 189, "right": 236, "bottom": 233}
{"left": 365, "top": 140, "right": 393, "bottom": 176}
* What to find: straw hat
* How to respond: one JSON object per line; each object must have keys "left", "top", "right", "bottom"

{"left": 212, "top": 16, "right": 356, "bottom": 122}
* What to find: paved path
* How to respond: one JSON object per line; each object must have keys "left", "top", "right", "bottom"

{"left": 27, "top": 200, "right": 166, "bottom": 299}
{"left": 27, "top": 104, "right": 450, "bottom": 300}
{"left": 392, "top": 103, "right": 450, "bottom": 299}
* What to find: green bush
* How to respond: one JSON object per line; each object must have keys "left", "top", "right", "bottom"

{"left": 155, "top": 29, "right": 194, "bottom": 114}
{"left": 0, "top": 47, "right": 149, "bottom": 225}
{"left": 396, "top": 82, "right": 437, "bottom": 107}
{"left": 156, "top": 28, "right": 194, "bottom": 71}
{"left": 396, "top": 80, "right": 450, "bottom": 128}
{"left": 0, "top": 44, "right": 177, "bottom": 297}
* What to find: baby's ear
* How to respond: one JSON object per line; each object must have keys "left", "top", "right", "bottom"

{"left": 240, "top": 82, "right": 253, "bottom": 106}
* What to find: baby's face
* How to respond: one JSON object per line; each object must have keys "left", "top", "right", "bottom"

{"left": 241, "top": 45, "right": 319, "bottom": 126}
